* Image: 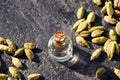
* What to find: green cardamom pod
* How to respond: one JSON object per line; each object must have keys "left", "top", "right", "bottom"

{"left": 9, "top": 67, "right": 21, "bottom": 80}
{"left": 90, "top": 48, "right": 102, "bottom": 61}
{"left": 91, "top": 30, "right": 104, "bottom": 38}
{"left": 14, "top": 48, "right": 24, "bottom": 57}
{"left": 87, "top": 12, "right": 96, "bottom": 23}
{"left": 24, "top": 42, "right": 37, "bottom": 50}
{"left": 96, "top": 67, "right": 106, "bottom": 77}
{"left": 115, "top": 22, "right": 120, "bottom": 36}
{"left": 28, "top": 73, "right": 42, "bottom": 80}
{"left": 76, "top": 36, "right": 89, "bottom": 48}
{"left": 114, "top": 68, "right": 120, "bottom": 79}
{"left": 25, "top": 49, "right": 34, "bottom": 61}
{"left": 109, "top": 29, "right": 117, "bottom": 41}
{"left": 12, "top": 57, "right": 23, "bottom": 68}
{"left": 76, "top": 7, "right": 84, "bottom": 19}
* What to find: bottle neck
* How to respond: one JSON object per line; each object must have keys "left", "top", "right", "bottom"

{"left": 53, "top": 32, "right": 66, "bottom": 48}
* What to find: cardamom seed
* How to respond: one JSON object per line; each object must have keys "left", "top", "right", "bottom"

{"left": 87, "top": 12, "right": 96, "bottom": 23}
{"left": 9, "top": 67, "right": 21, "bottom": 80}
{"left": 114, "top": 68, "right": 120, "bottom": 79}
{"left": 91, "top": 30, "right": 104, "bottom": 38}
{"left": 104, "top": 16, "right": 118, "bottom": 24}
{"left": 75, "top": 31, "right": 90, "bottom": 38}
{"left": 7, "top": 77, "right": 13, "bottom": 80}
{"left": 25, "top": 49, "right": 34, "bottom": 61}
{"left": 115, "top": 22, "right": 120, "bottom": 36}
{"left": 76, "top": 20, "right": 88, "bottom": 33}
{"left": 24, "top": 42, "right": 37, "bottom": 50}
{"left": 101, "top": 5, "right": 107, "bottom": 14}
{"left": 76, "top": 7, "right": 84, "bottom": 19}
{"left": 90, "top": 48, "right": 102, "bottom": 61}
{"left": 95, "top": 67, "right": 106, "bottom": 77}
{"left": 106, "top": 1, "right": 113, "bottom": 16}
{"left": 109, "top": 29, "right": 117, "bottom": 41}
{"left": 0, "top": 74, "right": 8, "bottom": 80}
{"left": 92, "top": 36, "right": 108, "bottom": 44}
{"left": 14, "top": 48, "right": 24, "bottom": 57}
{"left": 89, "top": 26, "right": 104, "bottom": 32}
{"left": 92, "top": 0, "right": 102, "bottom": 6}
{"left": 28, "top": 73, "right": 42, "bottom": 80}
{"left": 76, "top": 36, "right": 90, "bottom": 48}
{"left": 71, "top": 18, "right": 85, "bottom": 31}
{"left": 12, "top": 57, "right": 23, "bottom": 68}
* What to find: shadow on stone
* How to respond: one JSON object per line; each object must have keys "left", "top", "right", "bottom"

{"left": 0, "top": 57, "right": 8, "bottom": 74}
{"left": 33, "top": 48, "right": 42, "bottom": 63}
{"left": 65, "top": 46, "right": 106, "bottom": 77}
{"left": 99, "top": 67, "right": 119, "bottom": 80}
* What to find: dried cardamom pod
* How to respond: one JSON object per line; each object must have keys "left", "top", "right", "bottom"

{"left": 0, "top": 37, "right": 6, "bottom": 45}
{"left": 89, "top": 26, "right": 104, "bottom": 32}
{"left": 106, "top": 41, "right": 115, "bottom": 60}
{"left": 109, "top": 29, "right": 117, "bottom": 41}
{"left": 114, "top": 0, "right": 120, "bottom": 9}
{"left": 76, "top": 21, "right": 88, "bottom": 33}
{"left": 14, "top": 48, "right": 24, "bottom": 57}
{"left": 115, "top": 22, "right": 120, "bottom": 36}
{"left": 6, "top": 39, "right": 16, "bottom": 53}
{"left": 7, "top": 77, "right": 13, "bottom": 80}
{"left": 24, "top": 42, "right": 37, "bottom": 50}
{"left": 104, "top": 16, "right": 118, "bottom": 24}
{"left": 104, "top": 39, "right": 112, "bottom": 52}
{"left": 75, "top": 31, "right": 90, "bottom": 38}
{"left": 95, "top": 67, "right": 106, "bottom": 77}
{"left": 12, "top": 57, "right": 23, "bottom": 68}
{"left": 71, "top": 18, "right": 85, "bottom": 31}
{"left": 92, "top": 36, "right": 108, "bottom": 44}
{"left": 92, "top": 0, "right": 102, "bottom": 6}
{"left": 114, "top": 68, "right": 120, "bottom": 79}
{"left": 90, "top": 48, "right": 102, "bottom": 61}
{"left": 25, "top": 49, "right": 34, "bottom": 61}
{"left": 106, "top": 1, "right": 113, "bottom": 16}
{"left": 76, "top": 36, "right": 90, "bottom": 48}
{"left": 0, "top": 45, "right": 9, "bottom": 52}
{"left": 9, "top": 67, "right": 21, "bottom": 80}
{"left": 101, "top": 5, "right": 107, "bottom": 14}
{"left": 76, "top": 7, "right": 84, "bottom": 19}
{"left": 87, "top": 22, "right": 91, "bottom": 30}
{"left": 114, "top": 10, "right": 120, "bottom": 17}
{"left": 91, "top": 30, "right": 104, "bottom": 38}
{"left": 0, "top": 74, "right": 8, "bottom": 80}
{"left": 28, "top": 73, "right": 42, "bottom": 80}
{"left": 87, "top": 12, "right": 96, "bottom": 23}
{"left": 113, "top": 41, "right": 120, "bottom": 55}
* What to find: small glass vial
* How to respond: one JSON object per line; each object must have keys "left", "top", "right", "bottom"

{"left": 48, "top": 31, "right": 78, "bottom": 66}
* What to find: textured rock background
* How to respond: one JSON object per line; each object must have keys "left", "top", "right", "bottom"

{"left": 0, "top": 0, "right": 120, "bottom": 80}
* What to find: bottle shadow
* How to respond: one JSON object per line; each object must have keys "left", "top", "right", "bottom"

{"left": 65, "top": 46, "right": 106, "bottom": 77}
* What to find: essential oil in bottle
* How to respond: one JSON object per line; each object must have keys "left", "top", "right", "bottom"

{"left": 48, "top": 31, "right": 78, "bottom": 66}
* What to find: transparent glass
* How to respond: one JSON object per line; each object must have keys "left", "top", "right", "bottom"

{"left": 48, "top": 35, "right": 73, "bottom": 62}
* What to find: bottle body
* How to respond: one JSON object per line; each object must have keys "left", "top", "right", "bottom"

{"left": 48, "top": 35, "right": 73, "bottom": 62}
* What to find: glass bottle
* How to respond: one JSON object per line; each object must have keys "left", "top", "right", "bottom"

{"left": 48, "top": 31, "right": 78, "bottom": 66}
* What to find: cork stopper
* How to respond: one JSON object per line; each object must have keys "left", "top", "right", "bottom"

{"left": 54, "top": 32, "right": 66, "bottom": 48}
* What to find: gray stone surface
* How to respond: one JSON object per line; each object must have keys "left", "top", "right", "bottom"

{"left": 0, "top": 0, "right": 120, "bottom": 80}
